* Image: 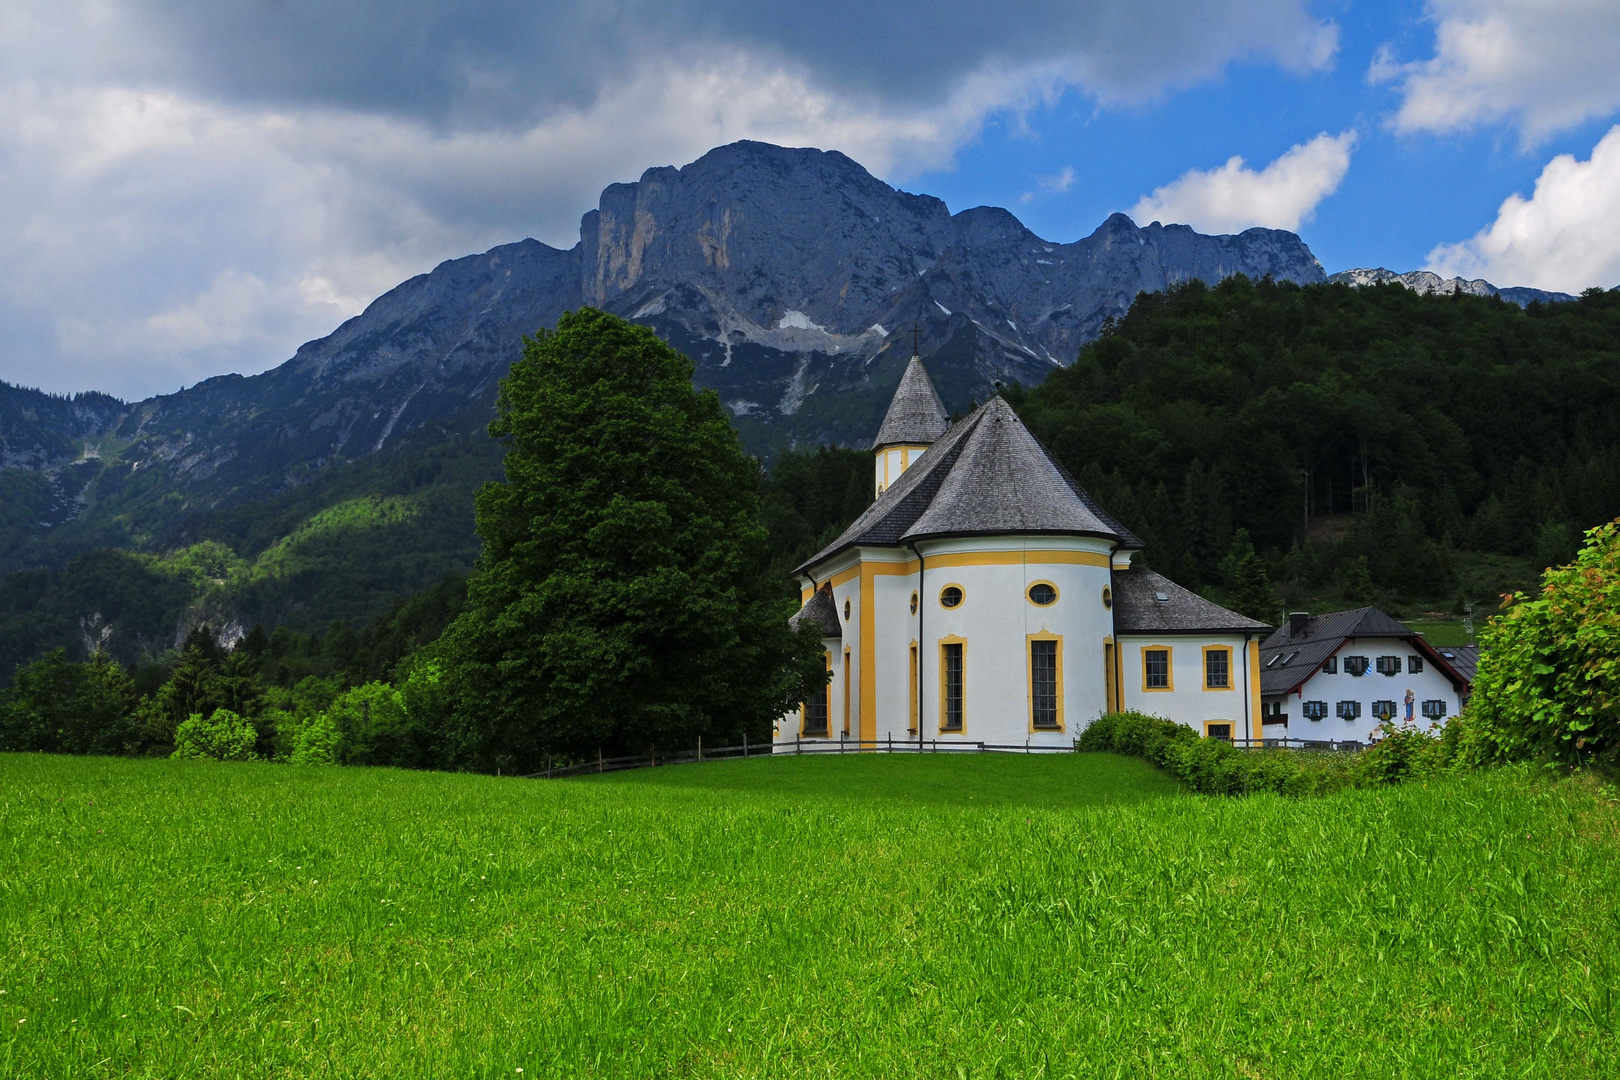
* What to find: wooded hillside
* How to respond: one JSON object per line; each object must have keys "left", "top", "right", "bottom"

{"left": 1007, "top": 277, "right": 1620, "bottom": 605}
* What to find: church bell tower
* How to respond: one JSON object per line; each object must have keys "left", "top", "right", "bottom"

{"left": 870, "top": 337, "right": 949, "bottom": 496}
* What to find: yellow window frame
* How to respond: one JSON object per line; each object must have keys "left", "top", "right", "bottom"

{"left": 938, "top": 635, "right": 967, "bottom": 734}
{"left": 1026, "top": 632, "right": 1065, "bottom": 732}
{"left": 799, "top": 650, "right": 832, "bottom": 738}
{"left": 908, "top": 640, "right": 919, "bottom": 734}
{"left": 1203, "top": 719, "right": 1236, "bottom": 740}
{"left": 1202, "top": 644, "right": 1235, "bottom": 691}
{"left": 842, "top": 647, "right": 852, "bottom": 735}
{"left": 1140, "top": 644, "right": 1174, "bottom": 692}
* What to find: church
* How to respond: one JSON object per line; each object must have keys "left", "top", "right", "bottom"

{"left": 779, "top": 350, "right": 1272, "bottom": 749}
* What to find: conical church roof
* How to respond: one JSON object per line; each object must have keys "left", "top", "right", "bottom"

{"left": 870, "top": 354, "right": 949, "bottom": 450}
{"left": 799, "top": 396, "right": 1141, "bottom": 574}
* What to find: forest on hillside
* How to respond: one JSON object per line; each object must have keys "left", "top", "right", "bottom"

{"left": 3, "top": 278, "right": 1618, "bottom": 686}
{"left": 1006, "top": 277, "right": 1620, "bottom": 611}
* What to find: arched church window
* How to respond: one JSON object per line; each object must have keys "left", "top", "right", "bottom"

{"left": 1027, "top": 582, "right": 1057, "bottom": 606}
{"left": 939, "top": 585, "right": 964, "bottom": 609}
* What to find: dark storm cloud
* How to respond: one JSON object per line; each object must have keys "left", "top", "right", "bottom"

{"left": 133, "top": 0, "right": 1336, "bottom": 126}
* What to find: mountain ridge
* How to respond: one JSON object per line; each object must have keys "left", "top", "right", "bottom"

{"left": 1327, "top": 267, "right": 1576, "bottom": 307}
{"left": 0, "top": 139, "right": 1326, "bottom": 576}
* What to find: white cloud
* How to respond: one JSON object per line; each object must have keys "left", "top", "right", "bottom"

{"left": 1426, "top": 125, "right": 1620, "bottom": 293}
{"left": 0, "top": 0, "right": 1342, "bottom": 399}
{"left": 1129, "top": 131, "right": 1356, "bottom": 234}
{"left": 1020, "top": 165, "right": 1079, "bottom": 203}
{"left": 1372, "top": 0, "right": 1620, "bottom": 144}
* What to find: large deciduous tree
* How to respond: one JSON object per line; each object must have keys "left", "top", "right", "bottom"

{"left": 436, "top": 308, "right": 823, "bottom": 770}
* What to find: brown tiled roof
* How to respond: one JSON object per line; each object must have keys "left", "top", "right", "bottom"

{"left": 1111, "top": 567, "right": 1271, "bottom": 635}
{"left": 797, "top": 396, "right": 1141, "bottom": 575}
{"left": 871, "top": 354, "right": 949, "bottom": 450}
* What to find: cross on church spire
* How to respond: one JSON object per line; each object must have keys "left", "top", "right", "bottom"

{"left": 910, "top": 324, "right": 921, "bottom": 357}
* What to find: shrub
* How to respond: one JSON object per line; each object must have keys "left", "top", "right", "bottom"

{"left": 172, "top": 709, "right": 258, "bottom": 761}
{"left": 1465, "top": 519, "right": 1620, "bottom": 768}
{"left": 285, "top": 713, "right": 343, "bottom": 766}
{"left": 1077, "top": 711, "right": 1357, "bottom": 796}
{"left": 323, "top": 681, "right": 409, "bottom": 766}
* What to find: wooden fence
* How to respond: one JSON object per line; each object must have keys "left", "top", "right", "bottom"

{"left": 524, "top": 734, "right": 1078, "bottom": 779}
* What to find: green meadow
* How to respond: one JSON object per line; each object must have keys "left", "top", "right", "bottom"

{"left": 2, "top": 753, "right": 1618, "bottom": 1078}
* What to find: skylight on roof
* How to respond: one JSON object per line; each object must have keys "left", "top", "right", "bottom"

{"left": 1266, "top": 654, "right": 1280, "bottom": 667}
{"left": 1284, "top": 651, "right": 1298, "bottom": 664}
{"left": 1153, "top": 591, "right": 1170, "bottom": 603}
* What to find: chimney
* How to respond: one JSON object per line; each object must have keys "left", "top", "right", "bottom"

{"left": 1288, "top": 611, "right": 1309, "bottom": 638}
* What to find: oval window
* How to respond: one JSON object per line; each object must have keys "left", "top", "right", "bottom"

{"left": 909, "top": 591, "right": 919, "bottom": 615}
{"left": 1028, "top": 582, "right": 1057, "bottom": 606}
{"left": 843, "top": 598, "right": 851, "bottom": 621}
{"left": 1102, "top": 586, "right": 1113, "bottom": 610}
{"left": 939, "top": 585, "right": 964, "bottom": 609}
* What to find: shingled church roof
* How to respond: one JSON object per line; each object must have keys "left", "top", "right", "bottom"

{"left": 870, "top": 354, "right": 949, "bottom": 450}
{"left": 788, "top": 586, "right": 842, "bottom": 638}
{"left": 799, "top": 396, "right": 1142, "bottom": 575}
{"left": 1111, "top": 567, "right": 1271, "bottom": 635}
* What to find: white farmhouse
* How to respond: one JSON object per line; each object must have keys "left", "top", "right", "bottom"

{"left": 781, "top": 351, "right": 1271, "bottom": 749}
{"left": 1258, "top": 608, "right": 1472, "bottom": 742}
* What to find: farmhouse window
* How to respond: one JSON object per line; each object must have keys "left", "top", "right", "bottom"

{"left": 1144, "top": 649, "right": 1170, "bottom": 689}
{"left": 1344, "top": 656, "right": 1369, "bottom": 676}
{"left": 1030, "top": 639, "right": 1059, "bottom": 729}
{"left": 941, "top": 642, "right": 965, "bottom": 732}
{"left": 1205, "top": 721, "right": 1233, "bottom": 741}
{"left": 1204, "top": 648, "right": 1230, "bottom": 689}
{"left": 1407, "top": 656, "right": 1423, "bottom": 673}
{"left": 1302, "top": 700, "right": 1329, "bottom": 721}
{"left": 1372, "top": 699, "right": 1397, "bottom": 720}
{"left": 1376, "top": 655, "right": 1401, "bottom": 676}
{"left": 1336, "top": 700, "right": 1362, "bottom": 720}
{"left": 1422, "top": 699, "right": 1448, "bottom": 720}
{"left": 1322, "top": 656, "right": 1337, "bottom": 674}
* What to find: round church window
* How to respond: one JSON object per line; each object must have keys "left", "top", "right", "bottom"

{"left": 843, "top": 598, "right": 851, "bottom": 621}
{"left": 909, "top": 591, "right": 919, "bottom": 615}
{"left": 1102, "top": 586, "right": 1113, "bottom": 610}
{"left": 1027, "top": 582, "right": 1057, "bottom": 606}
{"left": 939, "top": 585, "right": 964, "bottom": 609}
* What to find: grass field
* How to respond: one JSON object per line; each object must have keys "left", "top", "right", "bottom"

{"left": 3, "top": 752, "right": 1618, "bottom": 1078}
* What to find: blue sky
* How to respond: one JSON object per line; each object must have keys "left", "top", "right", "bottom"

{"left": 913, "top": 1, "right": 1615, "bottom": 273}
{"left": 2, "top": 0, "right": 1618, "bottom": 399}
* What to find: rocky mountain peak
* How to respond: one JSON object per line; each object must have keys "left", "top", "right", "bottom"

{"left": 1328, "top": 267, "right": 1575, "bottom": 306}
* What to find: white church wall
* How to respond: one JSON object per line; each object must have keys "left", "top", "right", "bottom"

{"left": 876, "top": 536, "right": 1117, "bottom": 747}
{"left": 1275, "top": 636, "right": 1464, "bottom": 742}
{"left": 1116, "top": 634, "right": 1261, "bottom": 739}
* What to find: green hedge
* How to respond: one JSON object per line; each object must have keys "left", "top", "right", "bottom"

{"left": 1078, "top": 711, "right": 1467, "bottom": 796}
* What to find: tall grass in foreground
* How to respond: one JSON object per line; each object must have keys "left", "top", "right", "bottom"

{"left": 1, "top": 752, "right": 1617, "bottom": 1078}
